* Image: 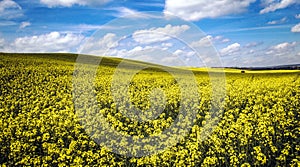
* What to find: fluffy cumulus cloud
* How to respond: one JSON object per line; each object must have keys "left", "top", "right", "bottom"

{"left": 79, "top": 30, "right": 202, "bottom": 66}
{"left": 78, "top": 33, "right": 120, "bottom": 55}
{"left": 222, "top": 41, "right": 299, "bottom": 67}
{"left": 164, "top": 0, "right": 256, "bottom": 21}
{"left": 40, "top": 0, "right": 111, "bottom": 7}
{"left": 0, "top": 0, "right": 23, "bottom": 19}
{"left": 260, "top": 0, "right": 300, "bottom": 14}
{"left": 291, "top": 23, "right": 300, "bottom": 33}
{"left": 220, "top": 43, "right": 241, "bottom": 56}
{"left": 190, "top": 35, "right": 229, "bottom": 48}
{"left": 212, "top": 36, "right": 230, "bottom": 43}
{"left": 266, "top": 42, "right": 297, "bottom": 56}
{"left": 7, "top": 32, "right": 84, "bottom": 53}
{"left": 78, "top": 28, "right": 185, "bottom": 58}
{"left": 0, "top": 0, "right": 20, "bottom": 11}
{"left": 134, "top": 48, "right": 187, "bottom": 66}
{"left": 190, "top": 36, "right": 212, "bottom": 48}
{"left": 109, "top": 45, "right": 159, "bottom": 57}
{"left": 132, "top": 24, "right": 190, "bottom": 44}
{"left": 106, "top": 45, "right": 190, "bottom": 66}
{"left": 173, "top": 49, "right": 195, "bottom": 57}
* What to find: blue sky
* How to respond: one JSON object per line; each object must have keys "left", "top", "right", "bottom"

{"left": 0, "top": 0, "right": 300, "bottom": 67}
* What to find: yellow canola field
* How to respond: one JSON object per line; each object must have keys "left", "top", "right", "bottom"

{"left": 0, "top": 53, "right": 299, "bottom": 166}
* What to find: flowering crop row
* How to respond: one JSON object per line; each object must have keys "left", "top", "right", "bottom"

{"left": 0, "top": 53, "right": 299, "bottom": 166}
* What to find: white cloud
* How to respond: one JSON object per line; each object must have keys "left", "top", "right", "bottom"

{"left": 220, "top": 38, "right": 230, "bottom": 43}
{"left": 173, "top": 49, "right": 183, "bottom": 55}
{"left": 291, "top": 23, "right": 300, "bottom": 33}
{"left": 78, "top": 33, "right": 121, "bottom": 55}
{"left": 107, "top": 45, "right": 189, "bottom": 66}
{"left": 260, "top": 0, "right": 276, "bottom": 6}
{"left": 260, "top": 0, "right": 300, "bottom": 14}
{"left": 220, "top": 43, "right": 241, "bottom": 56}
{"left": 190, "top": 36, "right": 212, "bottom": 48}
{"left": 112, "top": 45, "right": 170, "bottom": 57}
{"left": 296, "top": 14, "right": 300, "bottom": 19}
{"left": 190, "top": 35, "right": 230, "bottom": 48}
{"left": 209, "top": 35, "right": 230, "bottom": 43}
{"left": 266, "top": 42, "right": 297, "bottom": 56}
{"left": 40, "top": 0, "right": 110, "bottom": 7}
{"left": 0, "top": 0, "right": 20, "bottom": 12}
{"left": 161, "top": 42, "right": 173, "bottom": 48}
{"left": 91, "top": 33, "right": 119, "bottom": 49}
{"left": 245, "top": 42, "right": 263, "bottom": 48}
{"left": 233, "top": 41, "right": 299, "bottom": 67}
{"left": 109, "top": 7, "right": 141, "bottom": 17}
{"left": 8, "top": 32, "right": 84, "bottom": 53}
{"left": 19, "top": 21, "right": 31, "bottom": 29}
{"left": 132, "top": 24, "right": 190, "bottom": 44}
{"left": 221, "top": 40, "right": 300, "bottom": 67}
{"left": 0, "top": 0, "right": 23, "bottom": 19}
{"left": 111, "top": 44, "right": 202, "bottom": 66}
{"left": 81, "top": 34, "right": 199, "bottom": 66}
{"left": 164, "top": 0, "right": 256, "bottom": 21}
{"left": 267, "top": 17, "right": 287, "bottom": 25}
{"left": 173, "top": 49, "right": 195, "bottom": 57}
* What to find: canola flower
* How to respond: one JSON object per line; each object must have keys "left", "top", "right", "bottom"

{"left": 0, "top": 53, "right": 299, "bottom": 166}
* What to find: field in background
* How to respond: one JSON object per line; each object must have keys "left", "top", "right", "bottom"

{"left": 0, "top": 53, "right": 299, "bottom": 166}
{"left": 187, "top": 67, "right": 300, "bottom": 74}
